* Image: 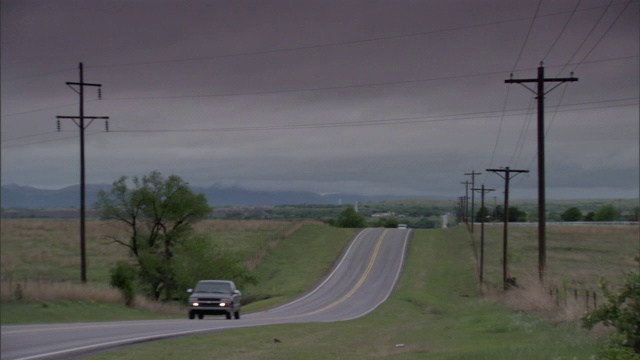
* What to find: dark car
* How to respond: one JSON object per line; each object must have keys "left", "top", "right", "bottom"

{"left": 187, "top": 280, "right": 242, "bottom": 320}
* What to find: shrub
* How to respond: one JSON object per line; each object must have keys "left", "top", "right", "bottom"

{"left": 582, "top": 257, "right": 640, "bottom": 354}
{"left": 110, "top": 261, "right": 137, "bottom": 307}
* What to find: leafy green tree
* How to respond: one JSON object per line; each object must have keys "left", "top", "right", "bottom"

{"left": 96, "top": 171, "right": 212, "bottom": 300}
{"left": 582, "top": 257, "right": 640, "bottom": 354}
{"left": 507, "top": 206, "right": 527, "bottom": 222}
{"left": 584, "top": 211, "right": 596, "bottom": 221}
{"left": 335, "top": 206, "right": 366, "bottom": 228}
{"left": 383, "top": 218, "right": 399, "bottom": 228}
{"left": 560, "top": 207, "right": 583, "bottom": 222}
{"left": 173, "top": 235, "right": 257, "bottom": 300}
{"left": 476, "top": 206, "right": 492, "bottom": 222}
{"left": 595, "top": 205, "right": 620, "bottom": 221}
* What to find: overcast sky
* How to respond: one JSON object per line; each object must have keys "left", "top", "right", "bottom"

{"left": 1, "top": 0, "right": 638, "bottom": 201}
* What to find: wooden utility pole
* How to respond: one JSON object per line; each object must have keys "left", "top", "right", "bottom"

{"left": 56, "top": 62, "right": 109, "bottom": 283}
{"left": 505, "top": 64, "right": 578, "bottom": 283}
{"left": 457, "top": 196, "right": 465, "bottom": 223}
{"left": 486, "top": 167, "right": 528, "bottom": 290}
{"left": 465, "top": 170, "right": 482, "bottom": 233}
{"left": 472, "top": 184, "right": 494, "bottom": 289}
{"left": 460, "top": 181, "right": 471, "bottom": 224}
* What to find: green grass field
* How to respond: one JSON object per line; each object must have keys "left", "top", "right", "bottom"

{"left": 476, "top": 224, "right": 639, "bottom": 291}
{"left": 86, "top": 227, "right": 598, "bottom": 359}
{"left": 1, "top": 219, "right": 638, "bottom": 358}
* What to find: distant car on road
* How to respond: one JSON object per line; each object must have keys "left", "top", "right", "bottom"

{"left": 187, "top": 280, "right": 242, "bottom": 320}
{"left": 397, "top": 224, "right": 408, "bottom": 229}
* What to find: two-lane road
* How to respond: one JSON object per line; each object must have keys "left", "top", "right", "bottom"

{"left": 1, "top": 228, "right": 411, "bottom": 360}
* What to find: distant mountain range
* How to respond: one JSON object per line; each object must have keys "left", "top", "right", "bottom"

{"left": 0, "top": 183, "right": 405, "bottom": 209}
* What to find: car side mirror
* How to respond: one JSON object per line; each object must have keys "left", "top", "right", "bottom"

{"left": 187, "top": 289, "right": 193, "bottom": 293}
{"left": 234, "top": 290, "right": 241, "bottom": 295}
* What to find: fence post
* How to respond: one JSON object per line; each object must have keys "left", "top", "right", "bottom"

{"left": 585, "top": 290, "right": 589, "bottom": 310}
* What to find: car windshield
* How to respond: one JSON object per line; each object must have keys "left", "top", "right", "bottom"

{"left": 195, "top": 283, "right": 231, "bottom": 294}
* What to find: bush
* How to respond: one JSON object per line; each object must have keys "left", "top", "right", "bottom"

{"left": 596, "top": 336, "right": 639, "bottom": 360}
{"left": 582, "top": 257, "right": 640, "bottom": 354}
{"left": 110, "top": 261, "right": 137, "bottom": 307}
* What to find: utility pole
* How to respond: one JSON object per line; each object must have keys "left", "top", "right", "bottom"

{"left": 486, "top": 167, "right": 528, "bottom": 290}
{"left": 472, "top": 184, "right": 494, "bottom": 290}
{"left": 457, "top": 196, "right": 465, "bottom": 223}
{"left": 465, "top": 170, "right": 482, "bottom": 233}
{"left": 505, "top": 63, "right": 578, "bottom": 283}
{"left": 460, "top": 181, "right": 471, "bottom": 224}
{"left": 56, "top": 62, "right": 109, "bottom": 283}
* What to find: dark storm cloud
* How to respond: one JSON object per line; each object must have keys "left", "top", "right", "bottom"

{"left": 1, "top": 0, "right": 638, "bottom": 199}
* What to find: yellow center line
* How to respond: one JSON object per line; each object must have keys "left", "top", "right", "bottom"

{"left": 301, "top": 229, "right": 388, "bottom": 316}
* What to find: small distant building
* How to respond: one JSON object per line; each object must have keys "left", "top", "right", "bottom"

{"left": 371, "top": 211, "right": 395, "bottom": 218}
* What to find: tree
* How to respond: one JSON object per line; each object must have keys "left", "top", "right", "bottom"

{"left": 96, "top": 171, "right": 212, "bottom": 300}
{"left": 507, "top": 206, "right": 527, "bottom": 222}
{"left": 476, "top": 206, "right": 492, "bottom": 222}
{"left": 494, "top": 205, "right": 504, "bottom": 222}
{"left": 582, "top": 257, "right": 640, "bottom": 354}
{"left": 383, "top": 218, "right": 399, "bottom": 228}
{"left": 335, "top": 206, "right": 366, "bottom": 228}
{"left": 173, "top": 234, "right": 257, "bottom": 301}
{"left": 584, "top": 211, "right": 596, "bottom": 222}
{"left": 595, "top": 205, "right": 620, "bottom": 221}
{"left": 560, "top": 207, "right": 583, "bottom": 222}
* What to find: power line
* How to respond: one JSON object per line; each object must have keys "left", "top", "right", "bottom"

{"left": 553, "top": 0, "right": 616, "bottom": 77}
{"left": 542, "top": 0, "right": 582, "bottom": 62}
{"left": 489, "top": 0, "right": 541, "bottom": 184}
{"left": 1, "top": 102, "right": 83, "bottom": 118}
{"left": 99, "top": 57, "right": 638, "bottom": 101}
{"left": 106, "top": 101, "right": 637, "bottom": 133}
{"left": 82, "top": 3, "right": 624, "bottom": 71}
{"left": 511, "top": 0, "right": 543, "bottom": 72}
{"left": 1, "top": 132, "right": 104, "bottom": 149}
{"left": 510, "top": 97, "right": 536, "bottom": 168}
{"left": 3, "top": 98, "right": 636, "bottom": 148}
{"left": 102, "top": 70, "right": 511, "bottom": 101}
{"left": 0, "top": 67, "right": 76, "bottom": 83}
{"left": 569, "top": 0, "right": 635, "bottom": 73}
{"left": 1, "top": 3, "right": 627, "bottom": 83}
{"left": 2, "top": 56, "right": 635, "bottom": 120}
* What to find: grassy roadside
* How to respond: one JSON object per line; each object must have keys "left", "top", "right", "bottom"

{"left": 0, "top": 223, "right": 357, "bottom": 324}
{"left": 243, "top": 224, "right": 358, "bottom": 312}
{"left": 87, "top": 227, "right": 597, "bottom": 359}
